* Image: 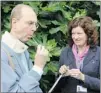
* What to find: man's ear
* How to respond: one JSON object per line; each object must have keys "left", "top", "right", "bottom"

{"left": 11, "top": 18, "right": 18, "bottom": 29}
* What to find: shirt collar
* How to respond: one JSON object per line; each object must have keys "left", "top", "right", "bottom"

{"left": 2, "top": 31, "right": 28, "bottom": 53}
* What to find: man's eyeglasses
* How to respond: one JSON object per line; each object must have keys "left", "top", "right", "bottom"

{"left": 34, "top": 22, "right": 39, "bottom": 29}
{"left": 27, "top": 21, "right": 39, "bottom": 29}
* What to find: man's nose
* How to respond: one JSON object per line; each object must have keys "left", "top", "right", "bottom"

{"left": 32, "top": 24, "right": 37, "bottom": 32}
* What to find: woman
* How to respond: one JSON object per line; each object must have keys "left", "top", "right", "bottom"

{"left": 58, "top": 16, "right": 100, "bottom": 93}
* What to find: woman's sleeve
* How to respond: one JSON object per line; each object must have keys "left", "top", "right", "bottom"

{"left": 84, "top": 74, "right": 100, "bottom": 90}
{"left": 83, "top": 46, "right": 100, "bottom": 91}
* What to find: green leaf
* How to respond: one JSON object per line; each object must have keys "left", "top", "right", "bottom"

{"left": 49, "top": 27, "right": 60, "bottom": 34}
{"left": 42, "top": 2, "right": 62, "bottom": 12}
{"left": 93, "top": 20, "right": 100, "bottom": 27}
{"left": 42, "top": 34, "right": 48, "bottom": 46}
{"left": 51, "top": 20, "right": 61, "bottom": 25}
{"left": 97, "top": 11, "right": 100, "bottom": 16}
{"left": 92, "top": 1, "right": 100, "bottom": 6}
{"left": 2, "top": 6, "right": 11, "bottom": 13}
{"left": 47, "top": 62, "right": 58, "bottom": 72}
{"left": 62, "top": 10, "right": 72, "bottom": 20}
{"left": 46, "top": 39, "right": 57, "bottom": 50}
{"left": 73, "top": 9, "right": 87, "bottom": 19}
{"left": 60, "top": 24, "right": 67, "bottom": 34}
{"left": 38, "top": 19, "right": 51, "bottom": 28}
{"left": 51, "top": 47, "right": 62, "bottom": 56}
{"left": 43, "top": 66, "right": 49, "bottom": 75}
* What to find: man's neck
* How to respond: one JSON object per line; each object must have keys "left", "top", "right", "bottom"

{"left": 10, "top": 31, "right": 19, "bottom": 40}
{"left": 2, "top": 31, "right": 28, "bottom": 53}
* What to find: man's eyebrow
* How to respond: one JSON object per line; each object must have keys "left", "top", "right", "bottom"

{"left": 27, "top": 20, "right": 37, "bottom": 23}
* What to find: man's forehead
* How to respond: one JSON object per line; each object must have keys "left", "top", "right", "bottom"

{"left": 21, "top": 7, "right": 36, "bottom": 16}
{"left": 21, "top": 7, "right": 37, "bottom": 21}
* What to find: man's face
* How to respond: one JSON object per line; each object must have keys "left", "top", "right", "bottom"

{"left": 12, "top": 7, "right": 38, "bottom": 42}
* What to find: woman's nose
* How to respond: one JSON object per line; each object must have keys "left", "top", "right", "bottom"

{"left": 73, "top": 34, "right": 79, "bottom": 39}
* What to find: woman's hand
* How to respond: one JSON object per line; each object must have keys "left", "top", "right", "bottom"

{"left": 69, "top": 69, "right": 85, "bottom": 81}
{"left": 59, "top": 65, "right": 69, "bottom": 76}
{"left": 59, "top": 66, "right": 85, "bottom": 81}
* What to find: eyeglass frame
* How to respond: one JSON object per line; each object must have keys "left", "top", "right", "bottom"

{"left": 26, "top": 21, "right": 39, "bottom": 29}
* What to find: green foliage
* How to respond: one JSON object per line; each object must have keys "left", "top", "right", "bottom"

{"left": 2, "top": 6, "right": 11, "bottom": 13}
{"left": 1, "top": 1, "right": 100, "bottom": 92}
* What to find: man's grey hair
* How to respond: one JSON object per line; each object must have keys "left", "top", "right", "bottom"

{"left": 10, "top": 4, "right": 34, "bottom": 27}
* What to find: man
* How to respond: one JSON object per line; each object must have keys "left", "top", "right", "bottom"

{"left": 1, "top": 4, "right": 49, "bottom": 92}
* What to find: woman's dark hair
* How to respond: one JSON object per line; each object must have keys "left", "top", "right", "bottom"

{"left": 68, "top": 16, "right": 98, "bottom": 48}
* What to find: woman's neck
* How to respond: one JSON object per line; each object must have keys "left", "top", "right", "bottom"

{"left": 76, "top": 44, "right": 88, "bottom": 55}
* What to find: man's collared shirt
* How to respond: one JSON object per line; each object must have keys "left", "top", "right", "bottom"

{"left": 2, "top": 31, "right": 43, "bottom": 75}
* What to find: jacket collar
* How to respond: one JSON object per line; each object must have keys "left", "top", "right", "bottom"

{"left": 67, "top": 46, "right": 77, "bottom": 68}
{"left": 2, "top": 31, "right": 28, "bottom": 53}
{"left": 83, "top": 47, "right": 96, "bottom": 67}
{"left": 67, "top": 46, "right": 96, "bottom": 69}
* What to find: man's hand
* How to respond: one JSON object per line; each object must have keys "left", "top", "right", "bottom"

{"left": 34, "top": 45, "right": 49, "bottom": 69}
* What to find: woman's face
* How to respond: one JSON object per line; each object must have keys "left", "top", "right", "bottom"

{"left": 72, "top": 26, "right": 88, "bottom": 47}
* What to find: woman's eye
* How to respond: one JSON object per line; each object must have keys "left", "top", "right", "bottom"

{"left": 72, "top": 33, "right": 74, "bottom": 35}
{"left": 78, "top": 33, "right": 82, "bottom": 34}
